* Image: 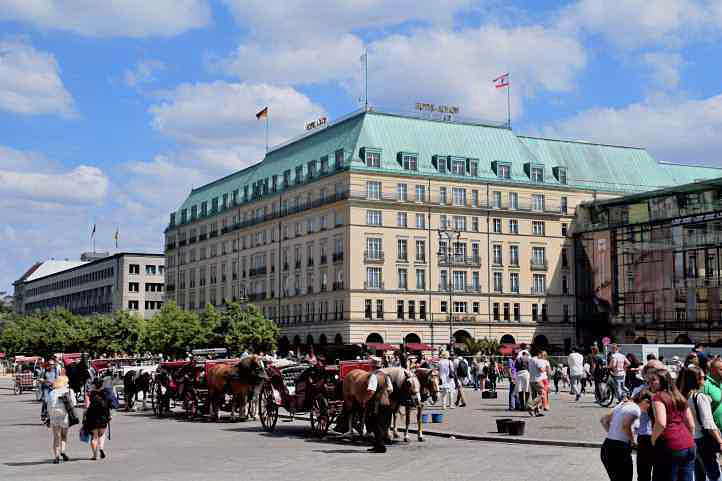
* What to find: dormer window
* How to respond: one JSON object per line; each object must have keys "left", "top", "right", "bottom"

{"left": 320, "top": 155, "right": 328, "bottom": 174}
{"left": 243, "top": 185, "right": 249, "bottom": 201}
{"left": 170, "top": 212, "right": 176, "bottom": 226}
{"left": 451, "top": 158, "right": 465, "bottom": 175}
{"left": 493, "top": 161, "right": 511, "bottom": 179}
{"left": 531, "top": 167, "right": 544, "bottom": 183}
{"left": 335, "top": 149, "right": 344, "bottom": 169}
{"left": 295, "top": 165, "right": 304, "bottom": 184}
{"left": 400, "top": 153, "right": 418, "bottom": 171}
{"left": 468, "top": 159, "right": 478, "bottom": 177}
{"left": 554, "top": 166, "right": 567, "bottom": 185}
{"left": 211, "top": 197, "right": 219, "bottom": 212}
{"left": 282, "top": 170, "right": 290, "bottom": 188}
{"left": 272, "top": 175, "right": 278, "bottom": 192}
{"left": 307, "top": 160, "right": 317, "bottom": 178}
{"left": 191, "top": 205, "right": 198, "bottom": 220}
{"left": 201, "top": 201, "right": 208, "bottom": 216}
{"left": 181, "top": 208, "right": 188, "bottom": 223}
{"left": 366, "top": 150, "right": 381, "bottom": 167}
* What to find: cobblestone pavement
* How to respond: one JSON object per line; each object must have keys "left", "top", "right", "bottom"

{"left": 419, "top": 381, "right": 609, "bottom": 443}
{"left": 0, "top": 380, "right": 612, "bottom": 481}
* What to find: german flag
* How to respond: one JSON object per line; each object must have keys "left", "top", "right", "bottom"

{"left": 256, "top": 106, "right": 268, "bottom": 120}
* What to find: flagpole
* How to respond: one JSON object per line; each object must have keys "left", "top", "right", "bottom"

{"left": 265, "top": 114, "right": 269, "bottom": 153}
{"left": 507, "top": 73, "right": 511, "bottom": 129}
{"left": 364, "top": 49, "right": 368, "bottom": 110}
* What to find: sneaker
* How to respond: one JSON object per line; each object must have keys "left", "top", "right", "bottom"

{"left": 100, "top": 449, "right": 106, "bottom": 459}
{"left": 60, "top": 453, "right": 69, "bottom": 462}
{"left": 52, "top": 457, "right": 60, "bottom": 464}
{"left": 575, "top": 394, "right": 581, "bottom": 401}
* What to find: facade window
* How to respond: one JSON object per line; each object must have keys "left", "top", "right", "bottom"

{"left": 376, "top": 299, "right": 384, "bottom": 319}
{"left": 469, "top": 159, "right": 478, "bottom": 177}
{"left": 532, "top": 246, "right": 546, "bottom": 267}
{"left": 562, "top": 223, "right": 568, "bottom": 237}
{"left": 366, "top": 267, "right": 382, "bottom": 289}
{"left": 439, "top": 187, "right": 447, "bottom": 204}
{"left": 542, "top": 304, "right": 548, "bottom": 322}
{"left": 493, "top": 272, "right": 503, "bottom": 292}
{"left": 397, "top": 300, "right": 405, "bottom": 319}
{"left": 367, "top": 181, "right": 381, "bottom": 200}
{"left": 472, "top": 242, "right": 480, "bottom": 261}
{"left": 440, "top": 215, "right": 447, "bottom": 229}
{"left": 532, "top": 304, "right": 539, "bottom": 321}
{"left": 562, "top": 275, "right": 569, "bottom": 295}
{"left": 493, "top": 218, "right": 502, "bottom": 233}
{"left": 366, "top": 238, "right": 382, "bottom": 258}
{"left": 452, "top": 188, "right": 466, "bottom": 206}
{"left": 129, "top": 264, "right": 140, "bottom": 274}
{"left": 454, "top": 302, "right": 467, "bottom": 313}
{"left": 402, "top": 154, "right": 417, "bottom": 171}
{"left": 504, "top": 303, "right": 510, "bottom": 321}
{"left": 509, "top": 245, "right": 519, "bottom": 266}
{"left": 514, "top": 303, "right": 521, "bottom": 321}
{"left": 531, "top": 167, "right": 544, "bottom": 183}
{"left": 398, "top": 269, "right": 407, "bottom": 289}
{"left": 493, "top": 302, "right": 500, "bottom": 321}
{"left": 128, "top": 282, "right": 139, "bottom": 292}
{"left": 128, "top": 300, "right": 139, "bottom": 310}
{"left": 438, "top": 240, "right": 447, "bottom": 258}
{"left": 472, "top": 271, "right": 480, "bottom": 290}
{"left": 532, "top": 194, "right": 545, "bottom": 211}
{"left": 558, "top": 168, "right": 567, "bottom": 185}
{"left": 561, "top": 248, "right": 569, "bottom": 269}
{"left": 452, "top": 159, "right": 465, "bottom": 175}
{"left": 415, "top": 185, "right": 426, "bottom": 202}
{"left": 419, "top": 300, "right": 427, "bottom": 320}
{"left": 416, "top": 269, "right": 426, "bottom": 289}
{"left": 532, "top": 221, "right": 545, "bottom": 236}
{"left": 416, "top": 213, "right": 425, "bottom": 229}
{"left": 563, "top": 304, "right": 570, "bottom": 322}
{"left": 367, "top": 210, "right": 382, "bottom": 226}
{"left": 415, "top": 240, "right": 426, "bottom": 262}
{"left": 509, "top": 219, "right": 518, "bottom": 234}
{"left": 440, "top": 301, "right": 448, "bottom": 313}
{"left": 408, "top": 300, "right": 416, "bottom": 319}
{"left": 397, "top": 212, "right": 408, "bottom": 227}
{"left": 472, "top": 217, "right": 479, "bottom": 232}
{"left": 397, "top": 239, "right": 408, "bottom": 261}
{"left": 453, "top": 215, "right": 466, "bottom": 231}
{"left": 397, "top": 183, "right": 408, "bottom": 201}
{"left": 498, "top": 163, "right": 511, "bottom": 179}
{"left": 366, "top": 151, "right": 381, "bottom": 167}
{"left": 508, "top": 192, "right": 518, "bottom": 209}
{"left": 532, "top": 274, "right": 546, "bottom": 294}
{"left": 510, "top": 272, "right": 519, "bottom": 293}
{"left": 472, "top": 190, "right": 479, "bottom": 207}
{"left": 473, "top": 302, "right": 480, "bottom": 314}
{"left": 492, "top": 191, "right": 501, "bottom": 208}
{"left": 561, "top": 196, "right": 568, "bottom": 214}
{"left": 493, "top": 244, "right": 502, "bottom": 265}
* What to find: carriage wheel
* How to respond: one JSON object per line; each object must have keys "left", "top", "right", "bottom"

{"left": 310, "top": 395, "right": 330, "bottom": 437}
{"left": 258, "top": 383, "right": 278, "bottom": 432}
{"left": 184, "top": 390, "right": 198, "bottom": 419}
{"left": 13, "top": 381, "right": 21, "bottom": 395}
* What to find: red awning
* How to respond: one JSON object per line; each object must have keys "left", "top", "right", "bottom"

{"left": 404, "top": 343, "right": 433, "bottom": 351}
{"left": 366, "top": 343, "right": 399, "bottom": 351}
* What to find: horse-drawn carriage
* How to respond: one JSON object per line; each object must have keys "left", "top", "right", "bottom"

{"left": 12, "top": 356, "right": 42, "bottom": 395}
{"left": 258, "top": 359, "right": 377, "bottom": 437}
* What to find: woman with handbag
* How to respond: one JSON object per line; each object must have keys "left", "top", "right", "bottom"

{"left": 678, "top": 366, "right": 722, "bottom": 481}
{"left": 47, "top": 375, "right": 77, "bottom": 464}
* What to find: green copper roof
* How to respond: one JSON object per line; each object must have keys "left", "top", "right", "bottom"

{"left": 169, "top": 108, "right": 722, "bottom": 227}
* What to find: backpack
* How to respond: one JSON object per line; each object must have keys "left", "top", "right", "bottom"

{"left": 457, "top": 359, "right": 469, "bottom": 378}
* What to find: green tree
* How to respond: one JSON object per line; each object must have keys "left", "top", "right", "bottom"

{"left": 198, "top": 303, "right": 223, "bottom": 348}
{"left": 145, "top": 301, "right": 201, "bottom": 357}
{"left": 222, "top": 303, "right": 279, "bottom": 355}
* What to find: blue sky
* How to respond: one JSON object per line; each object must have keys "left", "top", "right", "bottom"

{"left": 1, "top": 0, "right": 722, "bottom": 293}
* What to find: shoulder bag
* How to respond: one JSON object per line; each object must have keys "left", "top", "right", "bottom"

{"left": 694, "top": 393, "right": 720, "bottom": 453}
{"left": 61, "top": 392, "right": 80, "bottom": 427}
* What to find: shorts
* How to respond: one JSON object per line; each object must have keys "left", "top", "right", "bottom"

{"left": 516, "top": 371, "right": 531, "bottom": 393}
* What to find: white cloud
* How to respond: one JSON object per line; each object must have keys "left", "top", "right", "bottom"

{"left": 642, "top": 51, "right": 683, "bottom": 89}
{"left": 0, "top": 164, "right": 108, "bottom": 204}
{"left": 363, "top": 25, "right": 586, "bottom": 121}
{"left": 0, "top": 0, "right": 211, "bottom": 38}
{"left": 148, "top": 81, "right": 326, "bottom": 152}
{"left": 543, "top": 93, "right": 722, "bottom": 167}
{"left": 0, "top": 39, "right": 75, "bottom": 117}
{"left": 558, "top": 0, "right": 720, "bottom": 50}
{"left": 124, "top": 59, "right": 165, "bottom": 87}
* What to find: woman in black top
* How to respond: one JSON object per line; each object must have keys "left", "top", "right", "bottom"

{"left": 84, "top": 380, "right": 111, "bottom": 460}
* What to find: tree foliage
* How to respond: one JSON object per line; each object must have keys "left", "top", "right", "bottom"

{"left": 462, "top": 337, "right": 501, "bottom": 356}
{"left": 0, "top": 301, "right": 278, "bottom": 358}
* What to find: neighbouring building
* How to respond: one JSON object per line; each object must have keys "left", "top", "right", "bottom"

{"left": 14, "top": 252, "right": 165, "bottom": 319}
{"left": 575, "top": 176, "right": 722, "bottom": 345}
{"left": 163, "top": 107, "right": 720, "bottom": 351}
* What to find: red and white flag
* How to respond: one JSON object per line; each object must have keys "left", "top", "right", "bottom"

{"left": 494, "top": 73, "right": 509, "bottom": 88}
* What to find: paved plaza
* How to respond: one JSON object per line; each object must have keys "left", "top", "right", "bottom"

{"left": 0, "top": 380, "right": 614, "bottom": 481}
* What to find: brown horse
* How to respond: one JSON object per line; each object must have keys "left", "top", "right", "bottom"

{"left": 412, "top": 368, "right": 440, "bottom": 442}
{"left": 380, "top": 367, "right": 422, "bottom": 442}
{"left": 206, "top": 355, "right": 267, "bottom": 421}
{"left": 341, "top": 369, "right": 394, "bottom": 452}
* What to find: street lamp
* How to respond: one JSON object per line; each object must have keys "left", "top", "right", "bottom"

{"left": 438, "top": 228, "right": 461, "bottom": 351}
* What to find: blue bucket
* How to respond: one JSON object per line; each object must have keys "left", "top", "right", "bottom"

{"left": 421, "top": 413, "right": 431, "bottom": 423}
{"left": 431, "top": 413, "right": 444, "bottom": 423}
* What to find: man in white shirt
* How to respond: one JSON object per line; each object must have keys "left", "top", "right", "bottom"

{"left": 608, "top": 344, "right": 630, "bottom": 404}
{"left": 567, "top": 347, "right": 585, "bottom": 401}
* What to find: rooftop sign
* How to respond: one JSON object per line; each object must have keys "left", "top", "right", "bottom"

{"left": 305, "top": 116, "right": 327, "bottom": 131}
{"left": 415, "top": 103, "right": 460, "bottom": 115}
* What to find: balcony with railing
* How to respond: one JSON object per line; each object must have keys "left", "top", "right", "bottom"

{"left": 364, "top": 251, "right": 385, "bottom": 263}
{"left": 364, "top": 281, "right": 384, "bottom": 290}
{"left": 333, "top": 281, "right": 344, "bottom": 291}
{"left": 530, "top": 259, "right": 548, "bottom": 271}
{"left": 249, "top": 266, "right": 267, "bottom": 277}
{"left": 438, "top": 255, "right": 481, "bottom": 267}
{"left": 438, "top": 283, "right": 481, "bottom": 293}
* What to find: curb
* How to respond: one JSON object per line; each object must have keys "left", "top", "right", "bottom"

{"left": 278, "top": 414, "right": 601, "bottom": 449}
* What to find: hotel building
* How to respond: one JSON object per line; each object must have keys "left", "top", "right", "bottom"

{"left": 164, "top": 108, "right": 718, "bottom": 350}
